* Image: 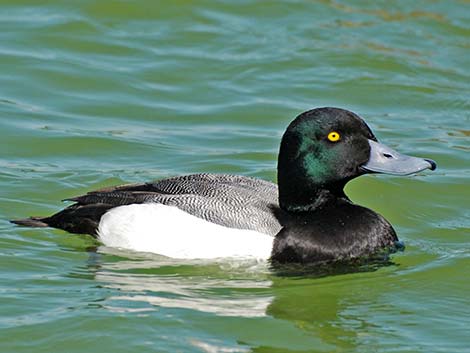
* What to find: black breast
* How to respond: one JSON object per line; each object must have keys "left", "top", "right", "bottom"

{"left": 271, "top": 202, "right": 398, "bottom": 264}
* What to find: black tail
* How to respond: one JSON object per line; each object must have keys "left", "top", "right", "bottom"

{"left": 10, "top": 203, "right": 113, "bottom": 236}
{"left": 10, "top": 217, "right": 49, "bottom": 228}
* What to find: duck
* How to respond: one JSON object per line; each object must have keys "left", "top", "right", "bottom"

{"left": 11, "top": 107, "right": 436, "bottom": 263}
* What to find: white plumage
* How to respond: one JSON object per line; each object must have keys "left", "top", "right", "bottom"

{"left": 97, "top": 203, "right": 273, "bottom": 260}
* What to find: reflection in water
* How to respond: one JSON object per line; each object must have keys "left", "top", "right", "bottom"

{"left": 78, "top": 246, "right": 398, "bottom": 352}
{"left": 91, "top": 246, "right": 274, "bottom": 318}
{"left": 99, "top": 273, "right": 274, "bottom": 317}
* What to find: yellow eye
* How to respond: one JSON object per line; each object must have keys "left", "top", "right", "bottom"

{"left": 327, "top": 131, "right": 341, "bottom": 142}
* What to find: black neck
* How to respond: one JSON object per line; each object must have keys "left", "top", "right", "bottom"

{"left": 277, "top": 157, "right": 349, "bottom": 212}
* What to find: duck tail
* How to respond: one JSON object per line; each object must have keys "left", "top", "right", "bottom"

{"left": 10, "top": 217, "right": 50, "bottom": 228}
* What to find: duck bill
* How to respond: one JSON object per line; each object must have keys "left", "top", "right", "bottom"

{"left": 361, "top": 140, "right": 436, "bottom": 176}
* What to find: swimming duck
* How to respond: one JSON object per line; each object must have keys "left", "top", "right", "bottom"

{"left": 12, "top": 107, "right": 436, "bottom": 263}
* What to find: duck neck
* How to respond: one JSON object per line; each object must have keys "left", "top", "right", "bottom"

{"left": 277, "top": 172, "right": 349, "bottom": 212}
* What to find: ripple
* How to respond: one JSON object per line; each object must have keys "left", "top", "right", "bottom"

{"left": 1, "top": 1, "right": 469, "bottom": 352}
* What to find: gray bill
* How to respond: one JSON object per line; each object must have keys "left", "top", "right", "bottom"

{"left": 362, "top": 140, "right": 436, "bottom": 176}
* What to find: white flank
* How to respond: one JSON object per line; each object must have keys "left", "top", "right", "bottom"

{"left": 97, "top": 203, "right": 274, "bottom": 260}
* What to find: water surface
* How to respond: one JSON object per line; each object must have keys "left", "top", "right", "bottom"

{"left": 1, "top": 1, "right": 469, "bottom": 352}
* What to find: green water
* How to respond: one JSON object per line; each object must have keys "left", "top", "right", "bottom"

{"left": 1, "top": 1, "right": 469, "bottom": 352}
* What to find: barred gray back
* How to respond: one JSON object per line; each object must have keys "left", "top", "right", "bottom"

{"left": 149, "top": 174, "right": 283, "bottom": 235}
{"left": 69, "top": 174, "right": 284, "bottom": 236}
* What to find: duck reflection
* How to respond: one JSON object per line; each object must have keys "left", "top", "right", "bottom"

{"left": 78, "top": 246, "right": 396, "bottom": 352}
{"left": 86, "top": 246, "right": 275, "bottom": 318}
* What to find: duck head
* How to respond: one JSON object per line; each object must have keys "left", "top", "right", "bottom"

{"left": 277, "top": 107, "right": 436, "bottom": 212}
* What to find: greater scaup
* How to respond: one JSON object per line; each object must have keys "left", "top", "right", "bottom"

{"left": 12, "top": 107, "right": 436, "bottom": 263}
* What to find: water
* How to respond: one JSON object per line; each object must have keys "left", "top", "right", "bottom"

{"left": 1, "top": 1, "right": 469, "bottom": 352}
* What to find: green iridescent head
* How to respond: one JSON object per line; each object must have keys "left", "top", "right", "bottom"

{"left": 277, "top": 107, "right": 435, "bottom": 211}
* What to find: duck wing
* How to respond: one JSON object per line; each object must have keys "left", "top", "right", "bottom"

{"left": 13, "top": 174, "right": 283, "bottom": 236}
